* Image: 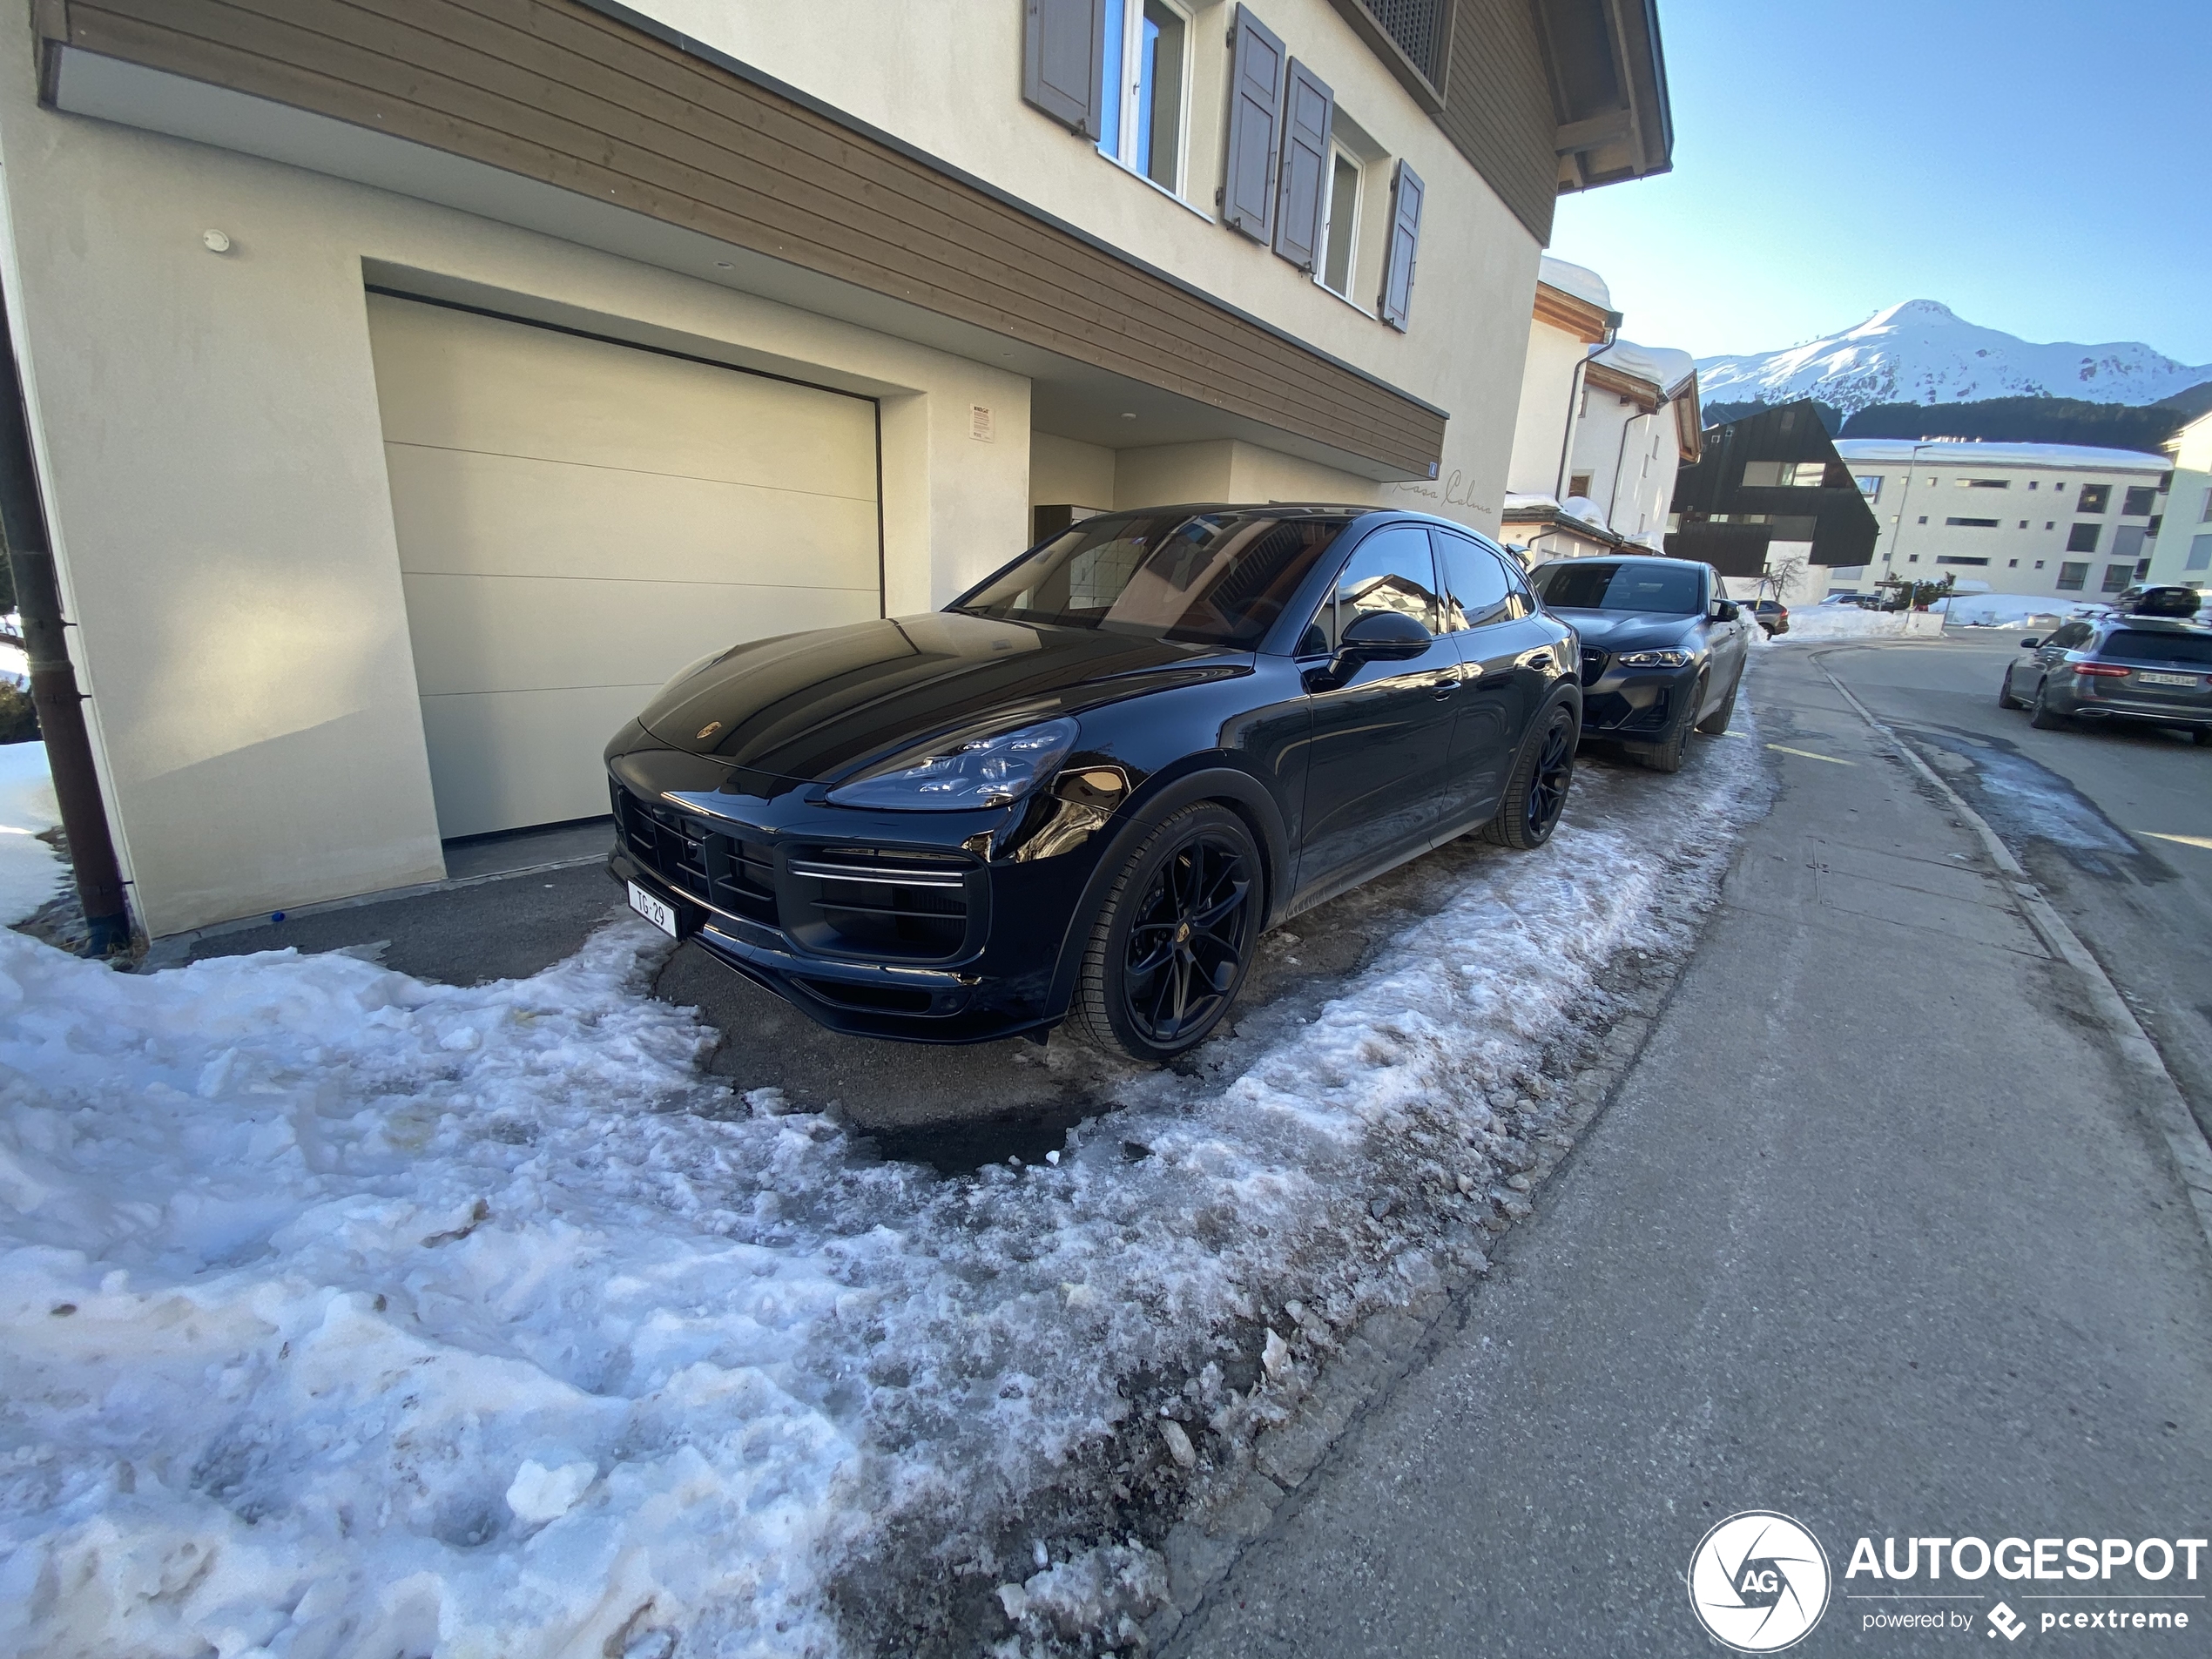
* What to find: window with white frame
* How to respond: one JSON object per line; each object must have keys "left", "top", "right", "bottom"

{"left": 1098, "top": 0, "right": 1190, "bottom": 195}
{"left": 1318, "top": 145, "right": 1363, "bottom": 299}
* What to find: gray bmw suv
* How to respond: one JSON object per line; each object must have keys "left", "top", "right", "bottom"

{"left": 2000, "top": 615, "right": 2212, "bottom": 740}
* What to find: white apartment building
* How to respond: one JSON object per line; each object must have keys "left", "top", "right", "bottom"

{"left": 1830, "top": 440, "right": 2170, "bottom": 602}
{"left": 1500, "top": 256, "right": 1702, "bottom": 564}
{"left": 2142, "top": 410, "right": 2212, "bottom": 590}
{"left": 2, "top": 0, "right": 1669, "bottom": 937}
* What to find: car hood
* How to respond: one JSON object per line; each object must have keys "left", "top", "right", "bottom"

{"left": 633, "top": 611, "right": 1247, "bottom": 781}
{"left": 1548, "top": 609, "right": 1702, "bottom": 651}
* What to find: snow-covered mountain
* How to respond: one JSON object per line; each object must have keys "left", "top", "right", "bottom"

{"left": 1696, "top": 300, "right": 2212, "bottom": 415}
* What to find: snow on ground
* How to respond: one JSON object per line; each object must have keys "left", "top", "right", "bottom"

{"left": 0, "top": 743, "right": 64, "bottom": 925}
{"left": 1762, "top": 606, "right": 1927, "bottom": 645}
{"left": 1930, "top": 592, "right": 2081, "bottom": 628}
{"left": 0, "top": 718, "right": 1768, "bottom": 1658}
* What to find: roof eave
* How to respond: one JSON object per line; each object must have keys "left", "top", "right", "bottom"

{"left": 1544, "top": 0, "right": 1675, "bottom": 198}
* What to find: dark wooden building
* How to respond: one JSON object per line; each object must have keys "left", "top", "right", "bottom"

{"left": 1666, "top": 400, "right": 1878, "bottom": 579}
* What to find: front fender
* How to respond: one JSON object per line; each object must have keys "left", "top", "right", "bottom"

{"left": 1040, "top": 763, "right": 1292, "bottom": 1026}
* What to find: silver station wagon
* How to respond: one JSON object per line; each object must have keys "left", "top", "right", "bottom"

{"left": 2001, "top": 606, "right": 2212, "bottom": 741}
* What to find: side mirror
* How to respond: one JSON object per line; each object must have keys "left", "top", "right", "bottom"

{"left": 1339, "top": 609, "right": 1433, "bottom": 662}
{"left": 1712, "top": 601, "right": 1740, "bottom": 622}
{"left": 2020, "top": 637, "right": 2040, "bottom": 649}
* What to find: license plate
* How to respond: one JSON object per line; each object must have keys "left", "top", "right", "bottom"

{"left": 2135, "top": 671, "right": 2199, "bottom": 687}
{"left": 627, "top": 880, "right": 679, "bottom": 938}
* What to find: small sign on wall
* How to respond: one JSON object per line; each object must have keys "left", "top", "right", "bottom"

{"left": 969, "top": 404, "right": 995, "bottom": 442}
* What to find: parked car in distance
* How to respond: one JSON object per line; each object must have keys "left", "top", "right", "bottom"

{"left": 2108, "top": 584, "right": 2203, "bottom": 620}
{"left": 605, "top": 506, "right": 1584, "bottom": 1062}
{"left": 2000, "top": 615, "right": 2212, "bottom": 740}
{"left": 1527, "top": 555, "right": 1752, "bottom": 771}
{"left": 1732, "top": 597, "right": 1790, "bottom": 636}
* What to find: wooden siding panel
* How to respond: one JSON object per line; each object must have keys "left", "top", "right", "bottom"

{"left": 215, "top": 0, "right": 1381, "bottom": 429}
{"left": 1433, "top": 0, "right": 1556, "bottom": 244}
{"left": 57, "top": 0, "right": 1447, "bottom": 475}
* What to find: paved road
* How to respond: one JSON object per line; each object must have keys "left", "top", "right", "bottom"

{"left": 1817, "top": 628, "right": 2212, "bottom": 1143}
{"left": 1170, "top": 643, "right": 2212, "bottom": 1656}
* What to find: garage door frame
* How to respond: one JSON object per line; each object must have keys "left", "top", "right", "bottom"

{"left": 368, "top": 285, "right": 887, "bottom": 846}
{"left": 367, "top": 283, "right": 887, "bottom": 624}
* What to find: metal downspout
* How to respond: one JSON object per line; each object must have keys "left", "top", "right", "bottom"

{"left": 0, "top": 288, "right": 131, "bottom": 954}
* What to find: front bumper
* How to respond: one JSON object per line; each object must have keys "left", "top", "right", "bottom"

{"left": 606, "top": 758, "right": 1117, "bottom": 1044}
{"left": 1577, "top": 653, "right": 1698, "bottom": 738}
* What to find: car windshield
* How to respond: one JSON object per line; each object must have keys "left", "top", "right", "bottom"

{"left": 954, "top": 511, "right": 1351, "bottom": 645}
{"left": 2104, "top": 629, "right": 2212, "bottom": 667}
{"left": 1531, "top": 560, "right": 1703, "bottom": 615}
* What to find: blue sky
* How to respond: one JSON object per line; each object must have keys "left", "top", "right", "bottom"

{"left": 1548, "top": 0, "right": 2212, "bottom": 367}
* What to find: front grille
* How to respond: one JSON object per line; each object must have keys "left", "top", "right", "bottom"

{"left": 1580, "top": 647, "right": 1609, "bottom": 686}
{"left": 784, "top": 845, "right": 975, "bottom": 963}
{"left": 611, "top": 784, "right": 776, "bottom": 927}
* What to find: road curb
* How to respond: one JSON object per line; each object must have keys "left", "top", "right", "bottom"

{"left": 1811, "top": 649, "right": 2212, "bottom": 1261}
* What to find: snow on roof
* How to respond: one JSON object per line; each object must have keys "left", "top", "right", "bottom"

{"left": 1832, "top": 439, "right": 2169, "bottom": 471}
{"left": 1537, "top": 256, "right": 1611, "bottom": 313}
{"left": 1592, "top": 338, "right": 1696, "bottom": 397}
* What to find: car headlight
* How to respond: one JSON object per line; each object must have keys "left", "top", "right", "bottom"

{"left": 1617, "top": 649, "right": 1692, "bottom": 668}
{"left": 826, "top": 716, "right": 1079, "bottom": 812}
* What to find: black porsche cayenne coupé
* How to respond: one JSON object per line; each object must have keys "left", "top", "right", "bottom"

{"left": 604, "top": 506, "right": 1582, "bottom": 1062}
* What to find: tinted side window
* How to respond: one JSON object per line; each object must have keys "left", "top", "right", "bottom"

{"left": 2051, "top": 622, "right": 2093, "bottom": 649}
{"left": 1434, "top": 532, "right": 1512, "bottom": 631}
{"left": 1302, "top": 525, "right": 1440, "bottom": 652}
{"left": 2107, "top": 629, "right": 2212, "bottom": 666}
{"left": 1501, "top": 554, "right": 1535, "bottom": 618}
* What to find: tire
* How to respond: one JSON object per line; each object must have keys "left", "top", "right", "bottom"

{"left": 1066, "top": 804, "right": 1262, "bottom": 1063}
{"left": 2028, "top": 678, "right": 2067, "bottom": 730}
{"left": 1480, "top": 699, "right": 1578, "bottom": 849}
{"left": 1633, "top": 676, "right": 1703, "bottom": 773}
{"left": 1997, "top": 668, "right": 2024, "bottom": 711}
{"left": 1695, "top": 668, "right": 1739, "bottom": 734}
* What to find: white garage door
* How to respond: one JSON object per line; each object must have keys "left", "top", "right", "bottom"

{"left": 366, "top": 293, "right": 881, "bottom": 840}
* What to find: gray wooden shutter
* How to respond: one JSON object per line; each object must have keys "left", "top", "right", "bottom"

{"left": 1023, "top": 0, "right": 1106, "bottom": 137}
{"left": 1378, "top": 160, "right": 1425, "bottom": 330}
{"left": 1271, "top": 59, "right": 1334, "bottom": 272}
{"left": 1221, "top": 5, "right": 1285, "bottom": 243}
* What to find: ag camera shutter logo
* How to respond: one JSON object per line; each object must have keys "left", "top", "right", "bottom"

{"left": 1689, "top": 1511, "right": 1832, "bottom": 1651}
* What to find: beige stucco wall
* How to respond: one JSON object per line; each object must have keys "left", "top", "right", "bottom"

{"left": 1113, "top": 440, "right": 1380, "bottom": 511}
{"left": 2144, "top": 469, "right": 2209, "bottom": 589}
{"left": 0, "top": 57, "right": 1029, "bottom": 936}
{"left": 645, "top": 0, "right": 1541, "bottom": 536}
{"left": 1029, "top": 432, "right": 1117, "bottom": 513}
{"left": 1503, "top": 317, "right": 1587, "bottom": 500}
{"left": 1568, "top": 401, "right": 1680, "bottom": 545}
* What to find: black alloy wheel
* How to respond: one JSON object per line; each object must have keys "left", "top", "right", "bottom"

{"left": 1634, "top": 673, "right": 1703, "bottom": 773}
{"left": 1997, "top": 666, "right": 2025, "bottom": 711}
{"left": 1069, "top": 804, "right": 1261, "bottom": 1062}
{"left": 1482, "top": 701, "right": 1577, "bottom": 850}
{"left": 1696, "top": 668, "right": 1740, "bottom": 734}
{"left": 2028, "top": 678, "right": 2067, "bottom": 730}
